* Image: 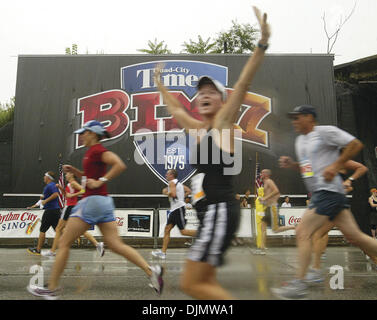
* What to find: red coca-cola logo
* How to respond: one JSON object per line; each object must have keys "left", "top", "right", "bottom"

{"left": 288, "top": 216, "right": 301, "bottom": 225}
{"left": 116, "top": 217, "right": 124, "bottom": 227}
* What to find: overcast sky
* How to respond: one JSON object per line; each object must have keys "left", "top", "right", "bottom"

{"left": 0, "top": 0, "right": 376, "bottom": 104}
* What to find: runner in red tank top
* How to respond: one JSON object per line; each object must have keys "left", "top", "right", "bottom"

{"left": 82, "top": 143, "right": 108, "bottom": 197}
{"left": 28, "top": 120, "right": 164, "bottom": 299}
{"left": 65, "top": 182, "right": 78, "bottom": 206}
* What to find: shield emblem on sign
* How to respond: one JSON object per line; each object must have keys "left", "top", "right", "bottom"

{"left": 123, "top": 60, "right": 228, "bottom": 184}
{"left": 133, "top": 132, "right": 197, "bottom": 184}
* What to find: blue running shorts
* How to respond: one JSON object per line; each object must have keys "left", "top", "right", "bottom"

{"left": 70, "top": 195, "right": 116, "bottom": 226}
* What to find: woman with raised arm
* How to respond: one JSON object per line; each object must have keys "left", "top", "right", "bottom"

{"left": 155, "top": 6, "right": 270, "bottom": 299}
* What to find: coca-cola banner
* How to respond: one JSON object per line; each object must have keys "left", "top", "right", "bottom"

{"left": 263, "top": 208, "right": 343, "bottom": 236}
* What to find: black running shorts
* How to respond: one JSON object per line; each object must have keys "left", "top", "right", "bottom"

{"left": 187, "top": 200, "right": 240, "bottom": 267}
{"left": 40, "top": 208, "right": 61, "bottom": 233}
{"left": 309, "top": 190, "right": 350, "bottom": 221}
{"left": 61, "top": 205, "right": 75, "bottom": 221}
{"left": 167, "top": 206, "right": 186, "bottom": 230}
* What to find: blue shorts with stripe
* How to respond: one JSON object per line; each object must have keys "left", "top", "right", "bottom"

{"left": 309, "top": 190, "right": 350, "bottom": 221}
{"left": 187, "top": 200, "right": 240, "bottom": 267}
{"left": 70, "top": 195, "right": 116, "bottom": 227}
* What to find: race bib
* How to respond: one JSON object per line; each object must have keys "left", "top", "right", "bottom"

{"left": 191, "top": 173, "right": 205, "bottom": 205}
{"left": 300, "top": 160, "right": 314, "bottom": 178}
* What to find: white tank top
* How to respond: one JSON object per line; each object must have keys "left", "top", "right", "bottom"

{"left": 169, "top": 179, "right": 185, "bottom": 211}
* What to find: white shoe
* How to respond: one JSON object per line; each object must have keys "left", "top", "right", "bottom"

{"left": 304, "top": 268, "right": 324, "bottom": 283}
{"left": 251, "top": 249, "right": 266, "bottom": 255}
{"left": 41, "top": 250, "right": 56, "bottom": 257}
{"left": 271, "top": 279, "right": 308, "bottom": 300}
{"left": 151, "top": 250, "right": 166, "bottom": 259}
{"left": 149, "top": 265, "right": 164, "bottom": 295}
{"left": 27, "top": 284, "right": 60, "bottom": 300}
{"left": 96, "top": 242, "right": 105, "bottom": 257}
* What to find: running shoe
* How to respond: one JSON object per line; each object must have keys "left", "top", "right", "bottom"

{"left": 304, "top": 268, "right": 324, "bottom": 283}
{"left": 151, "top": 249, "right": 166, "bottom": 259}
{"left": 27, "top": 247, "right": 41, "bottom": 255}
{"left": 41, "top": 250, "right": 56, "bottom": 257}
{"left": 149, "top": 265, "right": 164, "bottom": 295}
{"left": 251, "top": 248, "right": 266, "bottom": 255}
{"left": 271, "top": 279, "right": 308, "bottom": 300}
{"left": 26, "top": 285, "right": 61, "bottom": 300}
{"left": 96, "top": 242, "right": 105, "bottom": 257}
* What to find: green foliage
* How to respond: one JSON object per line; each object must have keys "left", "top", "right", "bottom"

{"left": 212, "top": 20, "right": 258, "bottom": 53}
{"left": 138, "top": 38, "right": 171, "bottom": 55}
{"left": 65, "top": 44, "right": 78, "bottom": 55}
{"left": 181, "top": 35, "right": 216, "bottom": 54}
{"left": 0, "top": 97, "right": 15, "bottom": 128}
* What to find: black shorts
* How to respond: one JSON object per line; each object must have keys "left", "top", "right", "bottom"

{"left": 193, "top": 198, "right": 207, "bottom": 217}
{"left": 309, "top": 190, "right": 350, "bottom": 221}
{"left": 167, "top": 206, "right": 186, "bottom": 230}
{"left": 40, "top": 209, "right": 61, "bottom": 233}
{"left": 187, "top": 200, "right": 240, "bottom": 267}
{"left": 61, "top": 205, "right": 75, "bottom": 221}
{"left": 261, "top": 205, "right": 280, "bottom": 229}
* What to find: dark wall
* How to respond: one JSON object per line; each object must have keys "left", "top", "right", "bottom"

{"left": 12, "top": 54, "right": 337, "bottom": 199}
{"left": 336, "top": 80, "right": 377, "bottom": 235}
{"left": 0, "top": 122, "right": 13, "bottom": 207}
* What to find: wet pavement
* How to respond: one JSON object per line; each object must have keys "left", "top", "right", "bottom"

{"left": 0, "top": 245, "right": 376, "bottom": 300}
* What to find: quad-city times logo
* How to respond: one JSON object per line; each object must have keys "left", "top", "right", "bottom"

{"left": 75, "top": 60, "right": 271, "bottom": 184}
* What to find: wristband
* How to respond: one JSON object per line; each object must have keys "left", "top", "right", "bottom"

{"left": 348, "top": 177, "right": 354, "bottom": 181}
{"left": 99, "top": 177, "right": 108, "bottom": 183}
{"left": 257, "top": 41, "right": 269, "bottom": 51}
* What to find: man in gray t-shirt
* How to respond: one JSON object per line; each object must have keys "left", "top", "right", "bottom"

{"left": 271, "top": 104, "right": 377, "bottom": 300}
{"left": 295, "top": 125, "right": 355, "bottom": 195}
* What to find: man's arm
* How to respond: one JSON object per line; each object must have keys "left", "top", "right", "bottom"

{"left": 27, "top": 202, "right": 41, "bottom": 210}
{"left": 168, "top": 181, "right": 176, "bottom": 198}
{"left": 342, "top": 160, "right": 368, "bottom": 192}
{"left": 279, "top": 156, "right": 300, "bottom": 171}
{"left": 262, "top": 180, "right": 280, "bottom": 201}
{"left": 42, "top": 192, "right": 59, "bottom": 206}
{"left": 183, "top": 185, "right": 191, "bottom": 197}
{"left": 323, "top": 139, "right": 363, "bottom": 182}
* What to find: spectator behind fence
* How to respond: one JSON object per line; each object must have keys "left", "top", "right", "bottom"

{"left": 240, "top": 196, "right": 250, "bottom": 208}
{"left": 281, "top": 196, "right": 292, "bottom": 208}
